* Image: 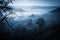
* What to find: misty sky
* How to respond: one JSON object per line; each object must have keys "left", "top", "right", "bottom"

{"left": 8, "top": 0, "right": 60, "bottom": 21}
{"left": 31, "top": 0, "right": 60, "bottom": 6}
{"left": 12, "top": 0, "right": 60, "bottom": 6}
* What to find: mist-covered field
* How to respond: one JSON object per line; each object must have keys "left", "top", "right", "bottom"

{"left": 6, "top": 6, "right": 59, "bottom": 29}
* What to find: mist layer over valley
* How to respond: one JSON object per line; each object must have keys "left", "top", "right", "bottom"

{"left": 0, "top": 0, "right": 60, "bottom": 40}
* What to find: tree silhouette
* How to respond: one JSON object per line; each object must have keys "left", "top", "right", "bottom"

{"left": 0, "top": 0, "right": 14, "bottom": 25}
{"left": 36, "top": 18, "right": 45, "bottom": 29}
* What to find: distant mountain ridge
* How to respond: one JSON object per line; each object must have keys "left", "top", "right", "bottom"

{"left": 50, "top": 7, "right": 60, "bottom": 13}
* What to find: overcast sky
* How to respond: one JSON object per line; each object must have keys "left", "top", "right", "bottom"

{"left": 11, "top": 0, "right": 60, "bottom": 6}
{"left": 31, "top": 0, "right": 60, "bottom": 6}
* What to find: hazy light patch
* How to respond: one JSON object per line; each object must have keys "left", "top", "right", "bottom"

{"left": 7, "top": 8, "right": 49, "bottom": 21}
{"left": 11, "top": 2, "right": 50, "bottom": 7}
{"left": 8, "top": 0, "right": 54, "bottom": 21}
{"left": 8, "top": 8, "right": 48, "bottom": 17}
{"left": 9, "top": 0, "right": 51, "bottom": 7}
